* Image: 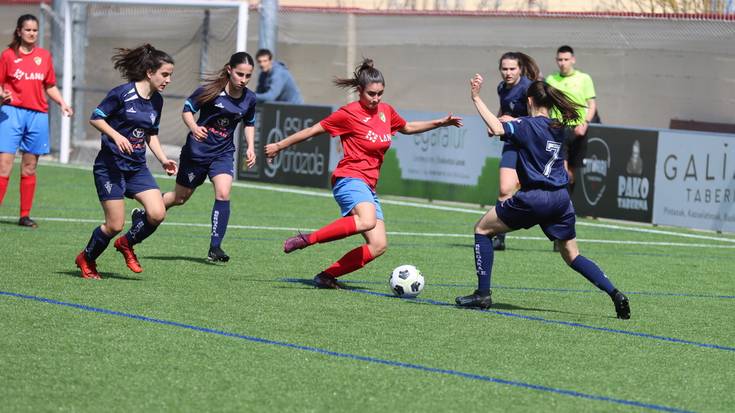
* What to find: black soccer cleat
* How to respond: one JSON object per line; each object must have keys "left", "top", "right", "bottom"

{"left": 455, "top": 290, "right": 493, "bottom": 309}
{"left": 18, "top": 216, "right": 38, "bottom": 228}
{"left": 613, "top": 291, "right": 631, "bottom": 320}
{"left": 313, "top": 272, "right": 344, "bottom": 289}
{"left": 492, "top": 235, "right": 506, "bottom": 251}
{"left": 207, "top": 246, "right": 230, "bottom": 262}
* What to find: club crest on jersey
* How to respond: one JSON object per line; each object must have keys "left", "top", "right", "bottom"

{"left": 104, "top": 181, "right": 112, "bottom": 194}
{"left": 150, "top": 113, "right": 156, "bottom": 124}
{"left": 379, "top": 112, "right": 386, "bottom": 123}
{"left": 215, "top": 117, "right": 230, "bottom": 128}
{"left": 34, "top": 56, "right": 42, "bottom": 66}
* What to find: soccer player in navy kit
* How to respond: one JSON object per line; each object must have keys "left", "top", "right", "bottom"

{"left": 75, "top": 44, "right": 177, "bottom": 279}
{"left": 491, "top": 52, "right": 540, "bottom": 251}
{"left": 456, "top": 74, "right": 630, "bottom": 319}
{"left": 162, "top": 52, "right": 257, "bottom": 262}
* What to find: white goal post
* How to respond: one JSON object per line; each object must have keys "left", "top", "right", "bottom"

{"left": 58, "top": 0, "right": 249, "bottom": 164}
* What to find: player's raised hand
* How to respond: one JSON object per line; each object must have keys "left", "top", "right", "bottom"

{"left": 191, "top": 125, "right": 208, "bottom": 141}
{"left": 161, "top": 159, "right": 178, "bottom": 176}
{"left": 470, "top": 74, "right": 484, "bottom": 98}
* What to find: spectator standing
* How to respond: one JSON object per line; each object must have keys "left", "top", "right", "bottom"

{"left": 254, "top": 49, "right": 303, "bottom": 104}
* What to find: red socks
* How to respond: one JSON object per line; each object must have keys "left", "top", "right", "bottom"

{"left": 308, "top": 216, "right": 357, "bottom": 244}
{"left": 324, "top": 244, "right": 375, "bottom": 278}
{"left": 0, "top": 176, "right": 8, "bottom": 206}
{"left": 20, "top": 174, "right": 36, "bottom": 217}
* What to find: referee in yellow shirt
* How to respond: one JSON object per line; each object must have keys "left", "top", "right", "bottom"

{"left": 546, "top": 45, "right": 599, "bottom": 194}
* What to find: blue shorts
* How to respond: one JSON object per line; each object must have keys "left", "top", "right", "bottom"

{"left": 332, "top": 177, "right": 384, "bottom": 221}
{"left": 93, "top": 159, "right": 159, "bottom": 201}
{"left": 499, "top": 142, "right": 518, "bottom": 169}
{"left": 0, "top": 105, "right": 50, "bottom": 155}
{"left": 176, "top": 151, "right": 235, "bottom": 189}
{"left": 495, "top": 188, "right": 576, "bottom": 241}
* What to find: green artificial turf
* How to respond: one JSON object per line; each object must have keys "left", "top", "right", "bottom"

{"left": 0, "top": 163, "right": 733, "bottom": 412}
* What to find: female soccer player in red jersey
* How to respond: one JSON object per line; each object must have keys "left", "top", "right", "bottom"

{"left": 162, "top": 52, "right": 257, "bottom": 262}
{"left": 74, "top": 44, "right": 177, "bottom": 279}
{"left": 265, "top": 59, "right": 462, "bottom": 288}
{"left": 0, "top": 14, "right": 73, "bottom": 228}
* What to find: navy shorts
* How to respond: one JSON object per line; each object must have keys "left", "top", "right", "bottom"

{"left": 176, "top": 151, "right": 235, "bottom": 189}
{"left": 495, "top": 188, "right": 576, "bottom": 241}
{"left": 499, "top": 142, "right": 518, "bottom": 169}
{"left": 93, "top": 160, "right": 159, "bottom": 201}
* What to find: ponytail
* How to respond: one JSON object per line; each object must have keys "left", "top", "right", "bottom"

{"left": 8, "top": 14, "right": 38, "bottom": 56}
{"left": 498, "top": 51, "right": 541, "bottom": 81}
{"left": 111, "top": 44, "right": 174, "bottom": 82}
{"left": 334, "top": 58, "right": 385, "bottom": 91}
{"left": 197, "top": 51, "right": 254, "bottom": 105}
{"left": 526, "top": 81, "right": 583, "bottom": 126}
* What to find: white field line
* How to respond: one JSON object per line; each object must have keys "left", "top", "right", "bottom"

{"left": 37, "top": 161, "right": 735, "bottom": 244}
{"left": 3, "top": 215, "right": 735, "bottom": 250}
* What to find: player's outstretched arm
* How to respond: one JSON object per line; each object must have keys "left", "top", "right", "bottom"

{"left": 470, "top": 74, "right": 504, "bottom": 136}
{"left": 264, "top": 122, "right": 326, "bottom": 158}
{"left": 399, "top": 113, "right": 463, "bottom": 135}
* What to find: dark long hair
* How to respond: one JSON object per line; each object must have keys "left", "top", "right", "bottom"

{"left": 527, "top": 81, "right": 583, "bottom": 126}
{"left": 8, "top": 14, "right": 38, "bottom": 56}
{"left": 498, "top": 52, "right": 541, "bottom": 81}
{"left": 334, "top": 58, "right": 384, "bottom": 91}
{"left": 196, "top": 52, "right": 254, "bottom": 105}
{"left": 111, "top": 44, "right": 174, "bottom": 82}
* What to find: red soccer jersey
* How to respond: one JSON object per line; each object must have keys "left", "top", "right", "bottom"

{"left": 0, "top": 47, "right": 56, "bottom": 113}
{"left": 321, "top": 101, "right": 406, "bottom": 191}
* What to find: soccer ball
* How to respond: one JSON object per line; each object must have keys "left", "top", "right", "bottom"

{"left": 389, "top": 265, "right": 424, "bottom": 298}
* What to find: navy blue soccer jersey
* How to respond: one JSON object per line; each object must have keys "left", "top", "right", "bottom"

{"left": 182, "top": 87, "right": 257, "bottom": 161}
{"left": 91, "top": 82, "right": 163, "bottom": 171}
{"left": 497, "top": 76, "right": 532, "bottom": 118}
{"left": 501, "top": 116, "right": 568, "bottom": 189}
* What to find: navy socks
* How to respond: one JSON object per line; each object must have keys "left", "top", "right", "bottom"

{"left": 210, "top": 199, "right": 230, "bottom": 248}
{"left": 474, "top": 233, "right": 494, "bottom": 294}
{"left": 84, "top": 226, "right": 113, "bottom": 261}
{"left": 571, "top": 255, "right": 616, "bottom": 295}
{"left": 125, "top": 212, "right": 158, "bottom": 245}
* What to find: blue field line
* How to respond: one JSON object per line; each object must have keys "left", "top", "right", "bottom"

{"left": 281, "top": 279, "right": 735, "bottom": 353}
{"left": 336, "top": 279, "right": 735, "bottom": 300}
{"left": 0, "top": 290, "right": 693, "bottom": 413}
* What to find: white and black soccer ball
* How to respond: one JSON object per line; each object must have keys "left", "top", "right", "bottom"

{"left": 389, "top": 265, "right": 424, "bottom": 298}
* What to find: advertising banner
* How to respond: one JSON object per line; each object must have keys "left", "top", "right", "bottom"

{"left": 653, "top": 130, "right": 735, "bottom": 232}
{"left": 238, "top": 103, "right": 332, "bottom": 188}
{"left": 571, "top": 125, "right": 658, "bottom": 223}
{"left": 390, "top": 110, "right": 502, "bottom": 186}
